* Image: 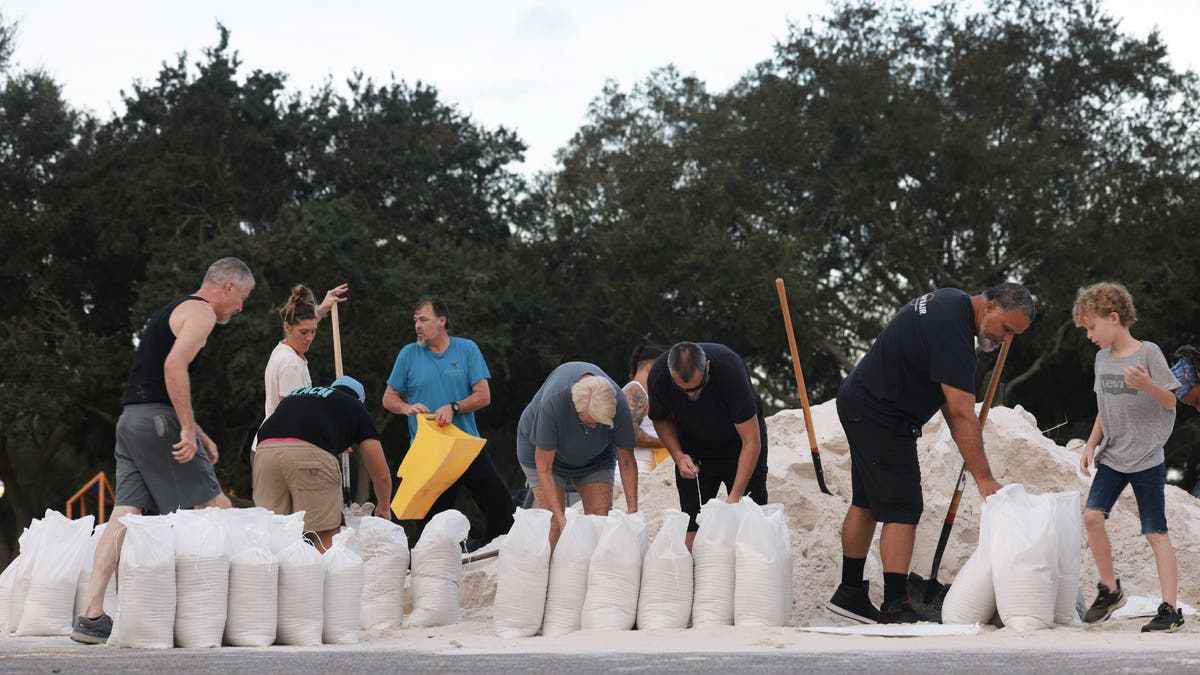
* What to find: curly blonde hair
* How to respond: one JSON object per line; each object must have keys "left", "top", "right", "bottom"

{"left": 1072, "top": 282, "right": 1136, "bottom": 327}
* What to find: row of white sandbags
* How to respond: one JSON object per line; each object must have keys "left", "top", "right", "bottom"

{"left": 942, "top": 484, "right": 1081, "bottom": 630}
{"left": 0, "top": 510, "right": 97, "bottom": 637}
{"left": 493, "top": 498, "right": 793, "bottom": 638}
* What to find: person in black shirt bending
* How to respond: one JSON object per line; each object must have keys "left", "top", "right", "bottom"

{"left": 827, "top": 283, "right": 1034, "bottom": 625}
{"left": 648, "top": 342, "right": 768, "bottom": 549}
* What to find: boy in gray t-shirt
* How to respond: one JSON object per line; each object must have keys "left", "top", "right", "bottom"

{"left": 1072, "top": 282, "right": 1183, "bottom": 633}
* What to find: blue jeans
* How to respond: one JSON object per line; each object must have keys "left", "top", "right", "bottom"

{"left": 1085, "top": 462, "right": 1168, "bottom": 535}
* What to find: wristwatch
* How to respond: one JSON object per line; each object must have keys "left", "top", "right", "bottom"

{"left": 450, "top": 401, "right": 461, "bottom": 415}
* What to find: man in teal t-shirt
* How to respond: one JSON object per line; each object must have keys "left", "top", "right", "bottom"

{"left": 383, "top": 297, "right": 514, "bottom": 543}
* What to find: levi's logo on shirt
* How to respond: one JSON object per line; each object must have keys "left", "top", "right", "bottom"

{"left": 1099, "top": 374, "right": 1136, "bottom": 396}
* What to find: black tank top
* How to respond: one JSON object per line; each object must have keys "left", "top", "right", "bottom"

{"left": 122, "top": 296, "right": 208, "bottom": 406}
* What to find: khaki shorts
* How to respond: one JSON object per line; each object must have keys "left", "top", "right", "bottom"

{"left": 252, "top": 441, "right": 342, "bottom": 532}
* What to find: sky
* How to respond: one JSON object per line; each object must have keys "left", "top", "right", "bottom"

{"left": 3, "top": 1, "right": 1197, "bottom": 175}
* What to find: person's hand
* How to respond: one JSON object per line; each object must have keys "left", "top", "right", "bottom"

{"left": 1123, "top": 364, "right": 1153, "bottom": 392}
{"left": 374, "top": 502, "right": 391, "bottom": 520}
{"left": 198, "top": 429, "right": 219, "bottom": 465}
{"left": 403, "top": 401, "right": 430, "bottom": 416}
{"left": 976, "top": 476, "right": 1002, "bottom": 500}
{"left": 319, "top": 283, "right": 349, "bottom": 316}
{"left": 1079, "top": 444, "right": 1096, "bottom": 477}
{"left": 676, "top": 453, "right": 699, "bottom": 480}
{"left": 173, "top": 425, "right": 199, "bottom": 463}
{"left": 434, "top": 404, "right": 454, "bottom": 426}
{"left": 550, "top": 511, "right": 566, "bottom": 549}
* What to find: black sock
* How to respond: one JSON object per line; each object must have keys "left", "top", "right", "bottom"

{"left": 841, "top": 556, "right": 866, "bottom": 587}
{"left": 883, "top": 572, "right": 907, "bottom": 602}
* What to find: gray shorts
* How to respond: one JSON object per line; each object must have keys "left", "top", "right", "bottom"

{"left": 114, "top": 404, "right": 223, "bottom": 513}
{"left": 520, "top": 461, "right": 614, "bottom": 490}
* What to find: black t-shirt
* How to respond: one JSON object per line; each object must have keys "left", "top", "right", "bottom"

{"left": 257, "top": 386, "right": 380, "bottom": 455}
{"left": 123, "top": 295, "right": 206, "bottom": 406}
{"left": 647, "top": 342, "right": 765, "bottom": 459}
{"left": 843, "top": 288, "right": 976, "bottom": 425}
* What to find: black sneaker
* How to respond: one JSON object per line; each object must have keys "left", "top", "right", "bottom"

{"left": 1141, "top": 602, "right": 1185, "bottom": 633}
{"left": 826, "top": 581, "right": 880, "bottom": 624}
{"left": 70, "top": 613, "right": 113, "bottom": 644}
{"left": 1083, "top": 580, "right": 1126, "bottom": 624}
{"left": 879, "top": 597, "right": 922, "bottom": 624}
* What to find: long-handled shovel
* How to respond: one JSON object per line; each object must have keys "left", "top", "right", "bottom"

{"left": 775, "top": 278, "right": 832, "bottom": 495}
{"left": 908, "top": 334, "right": 1012, "bottom": 620}
{"left": 331, "top": 304, "right": 352, "bottom": 505}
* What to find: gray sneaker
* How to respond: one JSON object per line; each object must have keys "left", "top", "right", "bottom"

{"left": 70, "top": 613, "right": 113, "bottom": 644}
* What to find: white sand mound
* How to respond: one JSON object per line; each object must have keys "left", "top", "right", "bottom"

{"left": 461, "top": 402, "right": 1200, "bottom": 627}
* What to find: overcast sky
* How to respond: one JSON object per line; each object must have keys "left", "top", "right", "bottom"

{"left": 4, "top": 1, "right": 1196, "bottom": 174}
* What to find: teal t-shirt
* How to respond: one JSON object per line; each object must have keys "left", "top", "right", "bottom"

{"left": 386, "top": 337, "right": 491, "bottom": 442}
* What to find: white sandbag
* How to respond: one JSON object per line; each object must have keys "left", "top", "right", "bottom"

{"left": 221, "top": 508, "right": 278, "bottom": 647}
{"left": 356, "top": 516, "right": 409, "bottom": 631}
{"left": 541, "top": 512, "right": 604, "bottom": 637}
{"left": 269, "top": 511, "right": 307, "bottom": 557}
{"left": 989, "top": 484, "right": 1056, "bottom": 631}
{"left": 942, "top": 501, "right": 996, "bottom": 625}
{"left": 73, "top": 523, "right": 119, "bottom": 623}
{"left": 109, "top": 514, "right": 176, "bottom": 649}
{"left": 409, "top": 510, "right": 471, "bottom": 627}
{"left": 493, "top": 508, "right": 552, "bottom": 638}
{"left": 275, "top": 539, "right": 324, "bottom": 646}
{"left": 323, "top": 529, "right": 364, "bottom": 644}
{"left": 7, "top": 519, "right": 44, "bottom": 633}
{"left": 15, "top": 511, "right": 94, "bottom": 636}
{"left": 581, "top": 510, "right": 647, "bottom": 630}
{"left": 764, "top": 503, "right": 794, "bottom": 624}
{"left": 734, "top": 500, "right": 789, "bottom": 626}
{"left": 637, "top": 509, "right": 693, "bottom": 629}
{"left": 0, "top": 555, "right": 19, "bottom": 635}
{"left": 691, "top": 499, "right": 740, "bottom": 626}
{"left": 173, "top": 509, "right": 229, "bottom": 648}
{"left": 1049, "top": 491, "right": 1082, "bottom": 626}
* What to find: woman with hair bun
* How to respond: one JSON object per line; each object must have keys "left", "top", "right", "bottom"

{"left": 263, "top": 283, "right": 348, "bottom": 418}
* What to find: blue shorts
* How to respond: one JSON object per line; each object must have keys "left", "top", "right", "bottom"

{"left": 1085, "top": 462, "right": 1168, "bottom": 535}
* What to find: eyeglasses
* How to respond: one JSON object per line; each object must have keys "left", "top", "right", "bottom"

{"left": 675, "top": 367, "right": 709, "bottom": 393}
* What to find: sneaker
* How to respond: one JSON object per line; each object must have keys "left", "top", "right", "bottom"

{"left": 1083, "top": 580, "right": 1126, "bottom": 624}
{"left": 1141, "top": 602, "right": 1185, "bottom": 633}
{"left": 826, "top": 581, "right": 880, "bottom": 624}
{"left": 69, "top": 613, "right": 113, "bottom": 644}
{"left": 879, "top": 597, "right": 922, "bottom": 624}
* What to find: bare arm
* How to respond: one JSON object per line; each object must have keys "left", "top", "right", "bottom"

{"left": 358, "top": 439, "right": 393, "bottom": 519}
{"left": 623, "top": 382, "right": 662, "bottom": 448}
{"left": 433, "top": 379, "right": 491, "bottom": 426}
{"left": 165, "top": 301, "right": 217, "bottom": 463}
{"left": 725, "top": 417, "right": 761, "bottom": 502}
{"left": 1080, "top": 413, "right": 1103, "bottom": 476}
{"left": 382, "top": 385, "right": 427, "bottom": 416}
{"left": 536, "top": 447, "right": 567, "bottom": 546}
{"left": 316, "top": 283, "right": 348, "bottom": 318}
{"left": 1124, "top": 364, "right": 1177, "bottom": 410}
{"left": 940, "top": 383, "right": 1000, "bottom": 498}
{"left": 616, "top": 447, "right": 638, "bottom": 512}
{"left": 653, "top": 418, "right": 698, "bottom": 479}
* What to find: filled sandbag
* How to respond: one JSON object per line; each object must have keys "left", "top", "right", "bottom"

{"left": 942, "top": 501, "right": 996, "bottom": 625}
{"left": 1049, "top": 491, "right": 1082, "bottom": 626}
{"left": 173, "top": 509, "right": 229, "bottom": 648}
{"left": 581, "top": 510, "right": 647, "bottom": 630}
{"left": 356, "top": 516, "right": 409, "bottom": 631}
{"left": 493, "top": 508, "right": 552, "bottom": 638}
{"left": 16, "top": 510, "right": 94, "bottom": 636}
{"left": 0, "top": 554, "right": 19, "bottom": 635}
{"left": 734, "top": 500, "right": 790, "bottom": 626}
{"left": 691, "top": 499, "right": 741, "bottom": 626}
{"left": 323, "top": 529, "right": 364, "bottom": 644}
{"left": 275, "top": 538, "right": 325, "bottom": 646}
{"left": 7, "top": 519, "right": 44, "bottom": 633}
{"left": 269, "top": 511, "right": 307, "bottom": 557}
{"left": 989, "top": 484, "right": 1056, "bottom": 631}
{"left": 109, "top": 514, "right": 177, "bottom": 649}
{"left": 221, "top": 508, "right": 278, "bottom": 647}
{"left": 637, "top": 509, "right": 693, "bottom": 629}
{"left": 409, "top": 510, "right": 471, "bottom": 627}
{"left": 73, "top": 523, "right": 119, "bottom": 624}
{"left": 541, "top": 512, "right": 604, "bottom": 637}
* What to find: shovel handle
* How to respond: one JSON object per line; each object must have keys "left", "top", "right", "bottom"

{"left": 775, "top": 278, "right": 832, "bottom": 495}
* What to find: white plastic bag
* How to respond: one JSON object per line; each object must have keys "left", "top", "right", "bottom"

{"left": 16, "top": 510, "right": 94, "bottom": 636}
{"left": 73, "top": 523, "right": 119, "bottom": 624}
{"left": 356, "top": 516, "right": 409, "bottom": 631}
{"left": 581, "top": 510, "right": 647, "bottom": 630}
{"left": 409, "top": 510, "right": 470, "bottom": 627}
{"left": 109, "top": 514, "right": 177, "bottom": 649}
{"left": 269, "top": 511, "right": 307, "bottom": 557}
{"left": 222, "top": 508, "right": 278, "bottom": 646}
{"left": 691, "top": 499, "right": 740, "bottom": 626}
{"left": 990, "top": 484, "right": 1056, "bottom": 631}
{"left": 734, "top": 500, "right": 790, "bottom": 626}
{"left": 275, "top": 539, "right": 325, "bottom": 646}
{"left": 173, "top": 509, "right": 229, "bottom": 648}
{"left": 7, "top": 519, "right": 44, "bottom": 633}
{"left": 541, "top": 512, "right": 604, "bottom": 636}
{"left": 493, "top": 508, "right": 552, "bottom": 637}
{"left": 942, "top": 501, "right": 996, "bottom": 625}
{"left": 0, "top": 554, "right": 20, "bottom": 635}
{"left": 1049, "top": 491, "right": 1082, "bottom": 626}
{"left": 637, "top": 509, "right": 693, "bottom": 629}
{"left": 323, "top": 529, "right": 364, "bottom": 644}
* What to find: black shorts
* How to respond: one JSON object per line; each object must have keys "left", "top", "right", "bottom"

{"left": 836, "top": 390, "right": 923, "bottom": 525}
{"left": 676, "top": 455, "right": 768, "bottom": 532}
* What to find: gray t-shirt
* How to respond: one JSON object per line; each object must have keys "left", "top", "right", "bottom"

{"left": 517, "top": 362, "right": 636, "bottom": 476}
{"left": 1093, "top": 341, "right": 1178, "bottom": 473}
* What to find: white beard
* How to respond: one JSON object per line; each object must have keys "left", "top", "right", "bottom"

{"left": 976, "top": 319, "right": 999, "bottom": 352}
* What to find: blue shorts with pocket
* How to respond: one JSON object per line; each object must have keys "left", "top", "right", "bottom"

{"left": 1085, "top": 461, "right": 1168, "bottom": 535}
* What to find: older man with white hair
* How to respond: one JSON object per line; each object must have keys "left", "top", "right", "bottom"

{"left": 517, "top": 361, "right": 638, "bottom": 546}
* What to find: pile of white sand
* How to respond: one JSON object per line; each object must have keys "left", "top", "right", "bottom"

{"left": 461, "top": 402, "right": 1200, "bottom": 627}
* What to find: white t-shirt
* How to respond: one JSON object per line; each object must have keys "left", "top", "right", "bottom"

{"left": 263, "top": 341, "right": 311, "bottom": 418}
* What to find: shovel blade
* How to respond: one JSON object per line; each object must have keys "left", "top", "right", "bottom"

{"left": 906, "top": 572, "right": 948, "bottom": 623}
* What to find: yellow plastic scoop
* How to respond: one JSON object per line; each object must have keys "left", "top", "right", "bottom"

{"left": 390, "top": 414, "right": 487, "bottom": 519}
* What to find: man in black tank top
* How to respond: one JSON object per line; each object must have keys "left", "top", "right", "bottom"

{"left": 71, "top": 257, "right": 255, "bottom": 645}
